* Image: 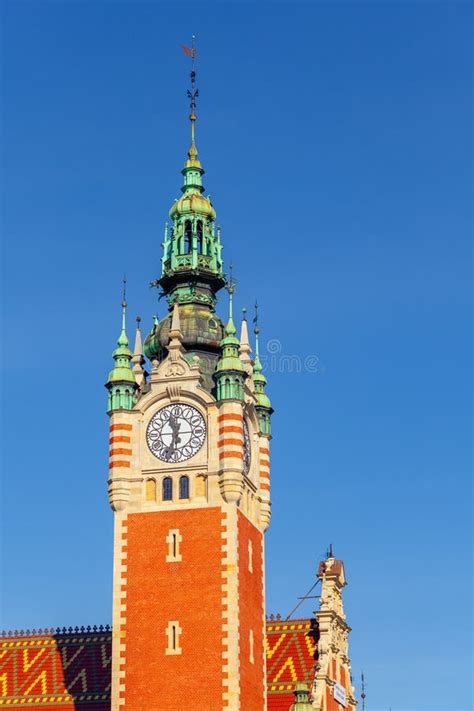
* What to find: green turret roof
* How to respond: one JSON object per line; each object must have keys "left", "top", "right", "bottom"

{"left": 107, "top": 299, "right": 136, "bottom": 385}
{"left": 252, "top": 321, "right": 272, "bottom": 410}
{"left": 215, "top": 284, "right": 245, "bottom": 375}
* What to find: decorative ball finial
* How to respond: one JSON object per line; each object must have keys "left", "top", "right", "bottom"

{"left": 226, "top": 263, "right": 236, "bottom": 295}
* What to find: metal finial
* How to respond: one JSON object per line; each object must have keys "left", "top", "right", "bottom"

{"left": 253, "top": 300, "right": 260, "bottom": 335}
{"left": 185, "top": 35, "right": 198, "bottom": 153}
{"left": 122, "top": 275, "right": 127, "bottom": 308}
{"left": 136, "top": 315, "right": 141, "bottom": 328}
{"left": 226, "top": 263, "right": 236, "bottom": 295}
{"left": 361, "top": 672, "right": 366, "bottom": 711}
{"left": 242, "top": 307, "right": 247, "bottom": 321}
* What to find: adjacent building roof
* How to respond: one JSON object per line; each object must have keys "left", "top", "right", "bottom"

{"left": 266, "top": 619, "right": 317, "bottom": 711}
{"left": 0, "top": 619, "right": 316, "bottom": 709}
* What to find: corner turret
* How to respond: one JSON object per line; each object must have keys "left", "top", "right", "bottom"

{"left": 105, "top": 290, "right": 138, "bottom": 413}
{"left": 215, "top": 279, "right": 246, "bottom": 401}
{"left": 252, "top": 304, "right": 273, "bottom": 435}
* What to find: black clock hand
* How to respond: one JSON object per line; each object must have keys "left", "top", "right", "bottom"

{"left": 164, "top": 417, "right": 182, "bottom": 459}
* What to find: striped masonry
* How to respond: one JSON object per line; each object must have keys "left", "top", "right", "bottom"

{"left": 259, "top": 443, "right": 270, "bottom": 493}
{"left": 218, "top": 413, "right": 244, "bottom": 464}
{"left": 109, "top": 424, "right": 132, "bottom": 471}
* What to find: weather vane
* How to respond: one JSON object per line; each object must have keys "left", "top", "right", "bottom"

{"left": 181, "top": 36, "right": 198, "bottom": 147}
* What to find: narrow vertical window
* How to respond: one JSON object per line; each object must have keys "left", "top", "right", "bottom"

{"left": 165, "top": 620, "right": 182, "bottom": 655}
{"left": 248, "top": 540, "right": 253, "bottom": 573}
{"left": 249, "top": 630, "right": 254, "bottom": 664}
{"left": 184, "top": 220, "right": 192, "bottom": 253}
{"left": 179, "top": 475, "right": 189, "bottom": 500}
{"left": 162, "top": 477, "right": 173, "bottom": 501}
{"left": 166, "top": 528, "right": 182, "bottom": 562}
{"left": 145, "top": 479, "right": 156, "bottom": 502}
{"left": 197, "top": 221, "right": 203, "bottom": 254}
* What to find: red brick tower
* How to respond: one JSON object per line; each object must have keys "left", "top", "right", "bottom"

{"left": 105, "top": 51, "right": 273, "bottom": 711}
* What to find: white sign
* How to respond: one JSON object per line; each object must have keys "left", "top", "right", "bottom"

{"left": 334, "top": 682, "right": 347, "bottom": 707}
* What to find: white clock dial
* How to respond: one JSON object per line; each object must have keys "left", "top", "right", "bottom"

{"left": 243, "top": 419, "right": 251, "bottom": 475}
{"left": 146, "top": 404, "right": 206, "bottom": 463}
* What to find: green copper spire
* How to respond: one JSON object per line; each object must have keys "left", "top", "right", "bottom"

{"left": 252, "top": 302, "right": 273, "bottom": 434}
{"left": 215, "top": 273, "right": 245, "bottom": 401}
{"left": 156, "top": 44, "right": 225, "bottom": 309}
{"left": 105, "top": 280, "right": 138, "bottom": 413}
{"left": 224, "top": 265, "right": 237, "bottom": 337}
{"left": 289, "top": 683, "right": 313, "bottom": 710}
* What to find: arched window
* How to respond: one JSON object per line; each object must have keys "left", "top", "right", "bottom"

{"left": 197, "top": 221, "right": 203, "bottom": 254}
{"left": 184, "top": 220, "right": 192, "bottom": 253}
{"left": 179, "top": 475, "right": 189, "bottom": 500}
{"left": 234, "top": 378, "right": 240, "bottom": 400}
{"left": 145, "top": 479, "right": 156, "bottom": 502}
{"left": 162, "top": 477, "right": 173, "bottom": 501}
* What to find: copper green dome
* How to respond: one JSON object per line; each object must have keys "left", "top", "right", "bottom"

{"left": 144, "top": 303, "right": 225, "bottom": 392}
{"left": 144, "top": 303, "right": 224, "bottom": 357}
{"left": 169, "top": 192, "right": 216, "bottom": 220}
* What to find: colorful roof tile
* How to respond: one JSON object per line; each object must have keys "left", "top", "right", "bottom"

{"left": 0, "top": 620, "right": 316, "bottom": 709}
{"left": 0, "top": 630, "right": 111, "bottom": 708}
{"left": 266, "top": 618, "right": 317, "bottom": 711}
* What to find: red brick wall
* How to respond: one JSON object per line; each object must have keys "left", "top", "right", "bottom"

{"left": 237, "top": 509, "right": 265, "bottom": 711}
{"left": 122, "top": 508, "right": 225, "bottom": 710}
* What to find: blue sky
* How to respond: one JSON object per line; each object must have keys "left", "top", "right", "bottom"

{"left": 1, "top": 2, "right": 472, "bottom": 710}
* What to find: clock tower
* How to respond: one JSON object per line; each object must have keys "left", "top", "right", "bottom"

{"left": 106, "top": 62, "right": 272, "bottom": 711}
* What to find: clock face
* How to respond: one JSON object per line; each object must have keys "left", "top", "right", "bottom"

{"left": 146, "top": 403, "right": 206, "bottom": 463}
{"left": 243, "top": 419, "right": 251, "bottom": 475}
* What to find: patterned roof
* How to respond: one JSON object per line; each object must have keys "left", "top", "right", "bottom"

{"left": 266, "top": 619, "right": 317, "bottom": 711}
{"left": 0, "top": 629, "right": 111, "bottom": 708}
{"left": 0, "top": 620, "right": 316, "bottom": 709}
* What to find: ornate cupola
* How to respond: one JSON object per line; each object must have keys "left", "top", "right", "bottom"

{"left": 144, "top": 60, "right": 226, "bottom": 388}
{"left": 252, "top": 305, "right": 273, "bottom": 435}
{"left": 105, "top": 288, "right": 138, "bottom": 413}
{"left": 215, "top": 277, "right": 246, "bottom": 401}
